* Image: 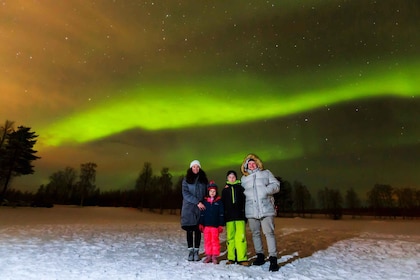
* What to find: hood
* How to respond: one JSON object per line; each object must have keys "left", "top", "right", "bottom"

{"left": 240, "top": 153, "right": 264, "bottom": 176}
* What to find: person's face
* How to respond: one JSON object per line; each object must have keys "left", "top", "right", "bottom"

{"left": 209, "top": 189, "right": 216, "bottom": 197}
{"left": 247, "top": 160, "right": 257, "bottom": 171}
{"left": 227, "top": 174, "right": 236, "bottom": 183}
{"left": 191, "top": 164, "right": 200, "bottom": 174}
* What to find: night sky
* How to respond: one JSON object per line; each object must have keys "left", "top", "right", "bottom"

{"left": 2, "top": 1, "right": 419, "bottom": 198}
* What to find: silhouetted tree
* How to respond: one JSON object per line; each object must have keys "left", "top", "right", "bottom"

{"left": 158, "top": 167, "right": 172, "bottom": 214}
{"left": 135, "top": 162, "right": 153, "bottom": 211}
{"left": 345, "top": 187, "right": 361, "bottom": 218}
{"left": 367, "top": 184, "right": 394, "bottom": 218}
{"left": 0, "top": 121, "right": 14, "bottom": 193}
{"left": 394, "top": 187, "right": 416, "bottom": 219}
{"left": 0, "top": 120, "right": 14, "bottom": 149}
{"left": 169, "top": 176, "right": 184, "bottom": 214}
{"left": 77, "top": 162, "right": 97, "bottom": 206}
{"left": 293, "top": 181, "right": 311, "bottom": 217}
{"left": 318, "top": 187, "right": 343, "bottom": 220}
{"left": 0, "top": 126, "right": 40, "bottom": 200}
{"left": 44, "top": 167, "right": 77, "bottom": 204}
{"left": 274, "top": 178, "right": 293, "bottom": 217}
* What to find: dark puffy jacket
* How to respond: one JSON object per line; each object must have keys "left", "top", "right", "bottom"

{"left": 199, "top": 196, "right": 225, "bottom": 227}
{"left": 221, "top": 181, "right": 246, "bottom": 222}
{"left": 181, "top": 177, "right": 207, "bottom": 227}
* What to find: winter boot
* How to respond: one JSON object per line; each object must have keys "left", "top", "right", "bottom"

{"left": 253, "top": 253, "right": 265, "bottom": 266}
{"left": 203, "top": 255, "right": 212, "bottom": 263}
{"left": 188, "top": 248, "right": 194, "bottom": 261}
{"left": 193, "top": 248, "right": 200, "bottom": 261}
{"left": 268, "top": 256, "right": 279, "bottom": 272}
{"left": 212, "top": 255, "right": 218, "bottom": 264}
{"left": 238, "top": 260, "right": 251, "bottom": 267}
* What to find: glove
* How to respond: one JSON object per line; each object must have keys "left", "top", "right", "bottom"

{"left": 218, "top": 226, "right": 223, "bottom": 233}
{"left": 199, "top": 224, "right": 204, "bottom": 232}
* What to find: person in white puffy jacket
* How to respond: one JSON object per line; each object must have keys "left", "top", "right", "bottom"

{"left": 240, "top": 153, "right": 280, "bottom": 272}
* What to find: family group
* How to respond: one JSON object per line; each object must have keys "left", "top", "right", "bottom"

{"left": 180, "top": 153, "right": 280, "bottom": 272}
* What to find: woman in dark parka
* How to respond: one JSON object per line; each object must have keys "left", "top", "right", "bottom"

{"left": 181, "top": 159, "right": 208, "bottom": 261}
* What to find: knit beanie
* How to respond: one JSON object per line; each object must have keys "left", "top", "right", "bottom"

{"left": 189, "top": 160, "right": 201, "bottom": 168}
{"left": 226, "top": 170, "right": 237, "bottom": 178}
{"left": 208, "top": 180, "right": 218, "bottom": 191}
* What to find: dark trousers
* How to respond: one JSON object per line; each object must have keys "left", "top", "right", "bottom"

{"left": 182, "top": 225, "right": 201, "bottom": 248}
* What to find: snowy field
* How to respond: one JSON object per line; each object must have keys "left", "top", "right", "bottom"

{"left": 0, "top": 206, "right": 419, "bottom": 280}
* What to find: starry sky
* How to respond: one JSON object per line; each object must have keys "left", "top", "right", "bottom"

{"left": 2, "top": 0, "right": 419, "bottom": 198}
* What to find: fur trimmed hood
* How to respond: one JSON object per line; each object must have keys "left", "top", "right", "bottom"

{"left": 240, "top": 153, "right": 264, "bottom": 176}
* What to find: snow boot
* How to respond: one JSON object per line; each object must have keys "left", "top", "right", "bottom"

{"left": 253, "top": 253, "right": 265, "bottom": 266}
{"left": 212, "top": 255, "right": 218, "bottom": 264}
{"left": 188, "top": 248, "right": 194, "bottom": 261}
{"left": 193, "top": 248, "right": 200, "bottom": 261}
{"left": 238, "top": 260, "right": 251, "bottom": 267}
{"left": 203, "top": 255, "right": 212, "bottom": 263}
{"left": 268, "top": 256, "right": 279, "bottom": 272}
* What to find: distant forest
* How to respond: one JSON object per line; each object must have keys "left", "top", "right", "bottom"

{"left": 1, "top": 120, "right": 419, "bottom": 219}
{"left": 3, "top": 162, "right": 420, "bottom": 220}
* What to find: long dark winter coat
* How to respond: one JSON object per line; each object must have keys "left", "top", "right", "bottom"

{"left": 181, "top": 170, "right": 208, "bottom": 227}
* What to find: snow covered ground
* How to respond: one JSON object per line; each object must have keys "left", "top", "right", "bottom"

{"left": 0, "top": 206, "right": 419, "bottom": 280}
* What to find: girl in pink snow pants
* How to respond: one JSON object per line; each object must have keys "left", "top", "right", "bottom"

{"left": 199, "top": 180, "right": 225, "bottom": 264}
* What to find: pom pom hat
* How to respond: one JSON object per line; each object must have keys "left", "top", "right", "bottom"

{"left": 208, "top": 180, "right": 218, "bottom": 191}
{"left": 189, "top": 160, "right": 201, "bottom": 168}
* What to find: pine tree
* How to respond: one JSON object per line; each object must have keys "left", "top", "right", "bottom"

{"left": 0, "top": 126, "right": 40, "bottom": 200}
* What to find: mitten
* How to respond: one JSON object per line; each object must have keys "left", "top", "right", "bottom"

{"left": 199, "top": 224, "right": 204, "bottom": 232}
{"left": 218, "top": 226, "right": 223, "bottom": 233}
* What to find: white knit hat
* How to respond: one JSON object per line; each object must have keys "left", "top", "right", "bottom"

{"left": 189, "top": 160, "right": 201, "bottom": 168}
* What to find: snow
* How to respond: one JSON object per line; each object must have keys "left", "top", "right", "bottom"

{"left": 0, "top": 206, "right": 419, "bottom": 280}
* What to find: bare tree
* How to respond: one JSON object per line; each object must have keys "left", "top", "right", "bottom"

{"left": 135, "top": 162, "right": 153, "bottom": 211}
{"left": 169, "top": 176, "right": 184, "bottom": 214}
{"left": 274, "top": 178, "right": 293, "bottom": 217}
{"left": 367, "top": 184, "right": 395, "bottom": 218}
{"left": 318, "top": 187, "right": 343, "bottom": 220}
{"left": 293, "top": 181, "right": 311, "bottom": 217}
{"left": 158, "top": 167, "right": 172, "bottom": 214}
{"left": 394, "top": 187, "right": 416, "bottom": 219}
{"left": 77, "top": 162, "right": 97, "bottom": 206}
{"left": 0, "top": 120, "right": 15, "bottom": 149}
{"left": 345, "top": 187, "right": 361, "bottom": 218}
{"left": 44, "top": 167, "right": 78, "bottom": 204}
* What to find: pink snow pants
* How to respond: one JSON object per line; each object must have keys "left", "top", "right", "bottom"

{"left": 203, "top": 226, "right": 220, "bottom": 256}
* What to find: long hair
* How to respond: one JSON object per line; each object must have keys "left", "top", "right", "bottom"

{"left": 185, "top": 168, "right": 208, "bottom": 185}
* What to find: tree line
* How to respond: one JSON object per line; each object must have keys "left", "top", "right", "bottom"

{"left": 275, "top": 180, "right": 420, "bottom": 219}
{"left": 1, "top": 120, "right": 419, "bottom": 219}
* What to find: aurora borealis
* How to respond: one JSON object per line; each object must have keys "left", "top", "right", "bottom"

{"left": 1, "top": 0, "right": 419, "bottom": 196}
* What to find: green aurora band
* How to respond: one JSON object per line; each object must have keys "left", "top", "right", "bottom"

{"left": 39, "top": 61, "right": 419, "bottom": 148}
